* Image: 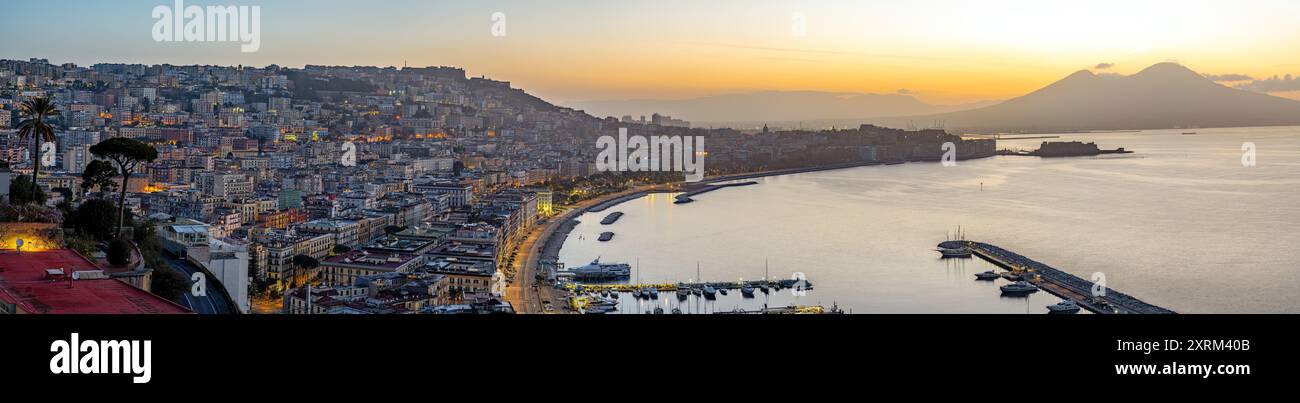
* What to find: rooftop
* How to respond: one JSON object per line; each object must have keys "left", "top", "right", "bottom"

{"left": 0, "top": 249, "right": 190, "bottom": 314}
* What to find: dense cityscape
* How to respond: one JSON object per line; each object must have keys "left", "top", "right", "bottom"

{"left": 0, "top": 57, "right": 998, "bottom": 314}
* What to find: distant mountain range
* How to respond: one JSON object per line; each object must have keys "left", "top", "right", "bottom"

{"left": 869, "top": 63, "right": 1300, "bottom": 132}
{"left": 567, "top": 91, "right": 997, "bottom": 127}
{"left": 567, "top": 63, "right": 1300, "bottom": 132}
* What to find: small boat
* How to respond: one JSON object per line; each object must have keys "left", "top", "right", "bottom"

{"left": 692, "top": 288, "right": 702, "bottom": 296}
{"left": 760, "top": 284, "right": 770, "bottom": 294}
{"left": 671, "top": 308, "right": 682, "bottom": 314}
{"left": 936, "top": 247, "right": 972, "bottom": 258}
{"left": 974, "top": 271, "right": 1000, "bottom": 281}
{"left": 1000, "top": 281, "right": 1039, "bottom": 295}
{"left": 1047, "top": 299, "right": 1081, "bottom": 314}
{"left": 719, "top": 288, "right": 728, "bottom": 296}
{"left": 653, "top": 306, "right": 664, "bottom": 314}
{"left": 741, "top": 284, "right": 755, "bottom": 297}
{"left": 1181, "top": 132, "right": 1197, "bottom": 135}
{"left": 631, "top": 288, "right": 642, "bottom": 299}
{"left": 676, "top": 288, "right": 690, "bottom": 301}
{"left": 648, "top": 287, "right": 659, "bottom": 299}
{"left": 702, "top": 285, "right": 717, "bottom": 299}
{"left": 598, "top": 232, "right": 615, "bottom": 242}
{"left": 609, "top": 291, "right": 619, "bottom": 299}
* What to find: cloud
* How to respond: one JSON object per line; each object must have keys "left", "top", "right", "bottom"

{"left": 1094, "top": 63, "right": 1114, "bottom": 70}
{"left": 1235, "top": 74, "right": 1300, "bottom": 92}
{"left": 1204, "top": 73, "right": 1253, "bottom": 82}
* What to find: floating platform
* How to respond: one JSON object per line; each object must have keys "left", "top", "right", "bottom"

{"left": 600, "top": 211, "right": 624, "bottom": 225}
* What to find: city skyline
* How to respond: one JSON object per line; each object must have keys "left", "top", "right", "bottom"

{"left": 6, "top": 0, "right": 1300, "bottom": 105}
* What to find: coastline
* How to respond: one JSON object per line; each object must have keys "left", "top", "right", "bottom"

{"left": 533, "top": 158, "right": 981, "bottom": 274}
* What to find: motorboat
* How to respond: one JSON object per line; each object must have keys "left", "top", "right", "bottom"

{"left": 676, "top": 288, "right": 690, "bottom": 300}
{"left": 1000, "top": 281, "right": 1039, "bottom": 295}
{"left": 974, "top": 271, "right": 1000, "bottom": 281}
{"left": 741, "top": 284, "right": 755, "bottom": 297}
{"left": 702, "top": 285, "right": 717, "bottom": 299}
{"left": 1047, "top": 299, "right": 1081, "bottom": 314}
{"left": 648, "top": 287, "right": 659, "bottom": 299}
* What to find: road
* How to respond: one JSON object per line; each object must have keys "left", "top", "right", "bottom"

{"left": 505, "top": 184, "right": 668, "bottom": 314}
{"left": 161, "top": 252, "right": 237, "bottom": 314}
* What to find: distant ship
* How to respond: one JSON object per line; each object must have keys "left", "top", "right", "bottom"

{"left": 1030, "top": 141, "right": 1131, "bottom": 157}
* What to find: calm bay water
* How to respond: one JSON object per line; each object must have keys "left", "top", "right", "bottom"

{"left": 558, "top": 127, "right": 1300, "bottom": 313}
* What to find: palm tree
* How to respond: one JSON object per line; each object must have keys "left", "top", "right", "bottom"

{"left": 15, "top": 97, "right": 60, "bottom": 204}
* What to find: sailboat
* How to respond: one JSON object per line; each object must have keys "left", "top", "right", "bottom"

{"left": 699, "top": 262, "right": 716, "bottom": 299}
{"left": 937, "top": 226, "right": 973, "bottom": 258}
{"left": 760, "top": 260, "right": 771, "bottom": 294}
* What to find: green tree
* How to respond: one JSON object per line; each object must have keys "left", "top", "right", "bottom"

{"left": 89, "top": 138, "right": 158, "bottom": 238}
{"left": 66, "top": 198, "right": 129, "bottom": 241}
{"left": 7, "top": 174, "right": 46, "bottom": 205}
{"left": 15, "top": 97, "right": 60, "bottom": 204}
{"left": 150, "top": 267, "right": 189, "bottom": 302}
{"left": 80, "top": 159, "right": 119, "bottom": 198}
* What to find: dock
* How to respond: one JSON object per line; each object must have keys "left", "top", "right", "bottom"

{"left": 565, "top": 278, "right": 810, "bottom": 294}
{"left": 674, "top": 181, "right": 758, "bottom": 204}
{"left": 942, "top": 241, "right": 1175, "bottom": 314}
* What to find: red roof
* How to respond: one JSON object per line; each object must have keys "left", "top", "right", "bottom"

{"left": 0, "top": 249, "right": 190, "bottom": 314}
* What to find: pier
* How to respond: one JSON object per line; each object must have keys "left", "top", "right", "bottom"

{"left": 566, "top": 278, "right": 810, "bottom": 294}
{"left": 942, "top": 241, "right": 1176, "bottom": 314}
{"left": 673, "top": 181, "right": 758, "bottom": 204}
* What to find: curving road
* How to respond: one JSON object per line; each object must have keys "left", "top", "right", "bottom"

{"left": 160, "top": 252, "right": 237, "bottom": 314}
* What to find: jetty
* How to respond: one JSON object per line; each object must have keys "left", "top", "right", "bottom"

{"left": 941, "top": 241, "right": 1175, "bottom": 314}
{"left": 674, "top": 181, "right": 758, "bottom": 204}
{"left": 566, "top": 278, "right": 810, "bottom": 293}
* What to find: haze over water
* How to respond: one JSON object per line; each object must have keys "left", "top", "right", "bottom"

{"left": 559, "top": 127, "right": 1300, "bottom": 313}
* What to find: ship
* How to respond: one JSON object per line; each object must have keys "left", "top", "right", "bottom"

{"left": 1029, "top": 141, "right": 1131, "bottom": 157}
{"left": 561, "top": 258, "right": 632, "bottom": 281}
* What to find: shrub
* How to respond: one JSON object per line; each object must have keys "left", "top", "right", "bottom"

{"left": 107, "top": 238, "right": 132, "bottom": 266}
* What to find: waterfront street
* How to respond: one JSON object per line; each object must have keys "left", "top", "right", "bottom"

{"left": 506, "top": 184, "right": 669, "bottom": 313}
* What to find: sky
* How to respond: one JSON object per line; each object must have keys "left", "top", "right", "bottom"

{"left": 5, "top": 0, "right": 1300, "bottom": 104}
